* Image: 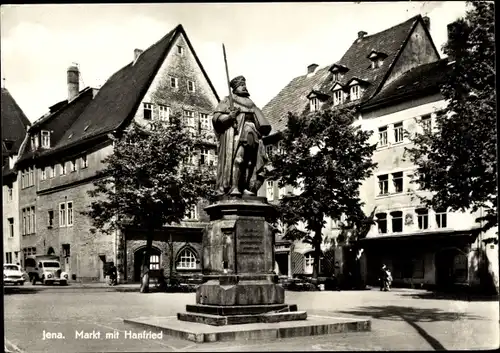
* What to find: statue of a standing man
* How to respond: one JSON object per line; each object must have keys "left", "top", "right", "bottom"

{"left": 212, "top": 76, "right": 272, "bottom": 196}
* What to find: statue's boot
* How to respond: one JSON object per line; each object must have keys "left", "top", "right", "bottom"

{"left": 230, "top": 164, "right": 243, "bottom": 196}
{"left": 243, "top": 189, "right": 255, "bottom": 196}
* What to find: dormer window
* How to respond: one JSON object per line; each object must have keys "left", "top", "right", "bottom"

{"left": 333, "top": 72, "right": 342, "bottom": 82}
{"left": 41, "top": 131, "right": 50, "bottom": 148}
{"left": 333, "top": 90, "right": 344, "bottom": 106}
{"left": 368, "top": 51, "right": 387, "bottom": 69}
{"left": 310, "top": 98, "right": 320, "bottom": 112}
{"left": 350, "top": 85, "right": 361, "bottom": 100}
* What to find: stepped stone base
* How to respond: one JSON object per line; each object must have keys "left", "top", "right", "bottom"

{"left": 124, "top": 315, "right": 372, "bottom": 343}
{"left": 178, "top": 310, "right": 307, "bottom": 326}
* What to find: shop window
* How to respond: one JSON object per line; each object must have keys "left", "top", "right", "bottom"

{"left": 304, "top": 252, "right": 314, "bottom": 274}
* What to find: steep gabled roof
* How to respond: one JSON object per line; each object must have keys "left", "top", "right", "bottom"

{"left": 54, "top": 24, "right": 219, "bottom": 152}
{"left": 1, "top": 88, "right": 31, "bottom": 155}
{"left": 318, "top": 15, "right": 421, "bottom": 100}
{"left": 263, "top": 15, "right": 422, "bottom": 134}
{"left": 262, "top": 67, "right": 330, "bottom": 134}
{"left": 362, "top": 58, "right": 451, "bottom": 111}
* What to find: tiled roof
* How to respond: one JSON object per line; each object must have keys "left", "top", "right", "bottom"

{"left": 263, "top": 15, "right": 422, "bottom": 134}
{"left": 55, "top": 27, "right": 179, "bottom": 150}
{"left": 54, "top": 24, "right": 219, "bottom": 152}
{"left": 362, "top": 58, "right": 451, "bottom": 109}
{"left": 16, "top": 87, "right": 96, "bottom": 163}
{"left": 262, "top": 67, "right": 331, "bottom": 134}
{"left": 1, "top": 88, "right": 31, "bottom": 155}
{"left": 319, "top": 15, "right": 420, "bottom": 101}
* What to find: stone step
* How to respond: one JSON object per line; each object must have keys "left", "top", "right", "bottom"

{"left": 124, "top": 315, "right": 372, "bottom": 343}
{"left": 177, "top": 310, "right": 307, "bottom": 326}
{"left": 185, "top": 303, "right": 298, "bottom": 316}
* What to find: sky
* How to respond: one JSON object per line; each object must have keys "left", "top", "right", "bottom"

{"left": 1, "top": 2, "right": 469, "bottom": 122}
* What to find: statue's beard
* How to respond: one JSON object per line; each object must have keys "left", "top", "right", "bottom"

{"left": 235, "top": 91, "right": 250, "bottom": 98}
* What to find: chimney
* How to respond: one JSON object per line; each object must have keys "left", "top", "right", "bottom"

{"left": 134, "top": 49, "right": 143, "bottom": 61}
{"left": 358, "top": 31, "right": 368, "bottom": 39}
{"left": 307, "top": 63, "right": 319, "bottom": 75}
{"left": 422, "top": 16, "right": 431, "bottom": 31}
{"left": 67, "top": 64, "right": 79, "bottom": 102}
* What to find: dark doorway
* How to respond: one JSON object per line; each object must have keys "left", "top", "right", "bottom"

{"left": 275, "top": 253, "right": 288, "bottom": 276}
{"left": 134, "top": 247, "right": 161, "bottom": 282}
{"left": 435, "top": 248, "right": 460, "bottom": 290}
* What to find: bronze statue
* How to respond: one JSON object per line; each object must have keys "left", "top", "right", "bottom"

{"left": 212, "top": 75, "right": 271, "bottom": 196}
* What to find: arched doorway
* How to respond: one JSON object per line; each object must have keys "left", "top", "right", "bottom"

{"left": 133, "top": 246, "right": 161, "bottom": 282}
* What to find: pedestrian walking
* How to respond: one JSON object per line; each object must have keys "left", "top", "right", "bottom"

{"left": 380, "top": 264, "right": 391, "bottom": 291}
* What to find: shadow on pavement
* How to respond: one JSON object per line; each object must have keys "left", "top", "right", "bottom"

{"left": 337, "top": 305, "right": 484, "bottom": 351}
{"left": 4, "top": 286, "right": 42, "bottom": 295}
{"left": 398, "top": 291, "right": 500, "bottom": 302}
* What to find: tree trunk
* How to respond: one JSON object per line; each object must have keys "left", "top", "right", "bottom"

{"left": 139, "top": 229, "right": 154, "bottom": 293}
{"left": 312, "top": 228, "right": 322, "bottom": 281}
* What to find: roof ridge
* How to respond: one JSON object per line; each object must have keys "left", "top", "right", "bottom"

{"left": 361, "top": 14, "right": 420, "bottom": 41}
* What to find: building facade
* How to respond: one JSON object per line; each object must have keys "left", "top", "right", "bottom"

{"left": 260, "top": 14, "right": 498, "bottom": 291}
{"left": 2, "top": 87, "right": 31, "bottom": 265}
{"left": 14, "top": 24, "right": 220, "bottom": 283}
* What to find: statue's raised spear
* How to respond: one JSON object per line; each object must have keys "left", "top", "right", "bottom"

{"left": 222, "top": 44, "right": 238, "bottom": 131}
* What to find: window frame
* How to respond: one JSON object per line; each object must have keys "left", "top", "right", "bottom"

{"left": 266, "top": 180, "right": 275, "bottom": 201}
{"left": 67, "top": 201, "right": 73, "bottom": 226}
{"left": 143, "top": 103, "right": 153, "bottom": 120}
{"left": 187, "top": 80, "right": 195, "bottom": 93}
{"left": 350, "top": 85, "right": 361, "bottom": 100}
{"left": 59, "top": 203, "right": 66, "bottom": 227}
{"left": 8, "top": 218, "right": 14, "bottom": 237}
{"left": 176, "top": 249, "right": 198, "bottom": 270}
{"left": 48, "top": 210, "right": 54, "bottom": 228}
{"left": 304, "top": 252, "right": 314, "bottom": 274}
{"left": 60, "top": 162, "right": 67, "bottom": 176}
{"left": 435, "top": 210, "right": 448, "bottom": 228}
{"left": 376, "top": 213, "right": 388, "bottom": 234}
{"left": 333, "top": 89, "right": 343, "bottom": 106}
{"left": 310, "top": 97, "right": 320, "bottom": 112}
{"left": 170, "top": 76, "right": 178, "bottom": 89}
{"left": 158, "top": 105, "right": 170, "bottom": 122}
{"left": 377, "top": 174, "right": 389, "bottom": 196}
{"left": 176, "top": 45, "right": 184, "bottom": 56}
{"left": 41, "top": 130, "right": 50, "bottom": 148}
{"left": 49, "top": 165, "right": 55, "bottom": 178}
{"left": 70, "top": 159, "right": 77, "bottom": 172}
{"left": 390, "top": 211, "right": 403, "bottom": 233}
{"left": 416, "top": 208, "right": 429, "bottom": 230}
{"left": 393, "top": 122, "right": 404, "bottom": 144}
{"left": 392, "top": 171, "right": 404, "bottom": 194}
{"left": 378, "top": 126, "right": 388, "bottom": 147}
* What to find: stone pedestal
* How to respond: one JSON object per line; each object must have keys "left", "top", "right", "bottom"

{"left": 125, "top": 195, "right": 372, "bottom": 341}
{"left": 177, "top": 196, "right": 305, "bottom": 326}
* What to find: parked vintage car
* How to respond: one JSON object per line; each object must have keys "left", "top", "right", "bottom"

{"left": 3, "top": 263, "right": 26, "bottom": 285}
{"left": 29, "top": 259, "right": 69, "bottom": 286}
